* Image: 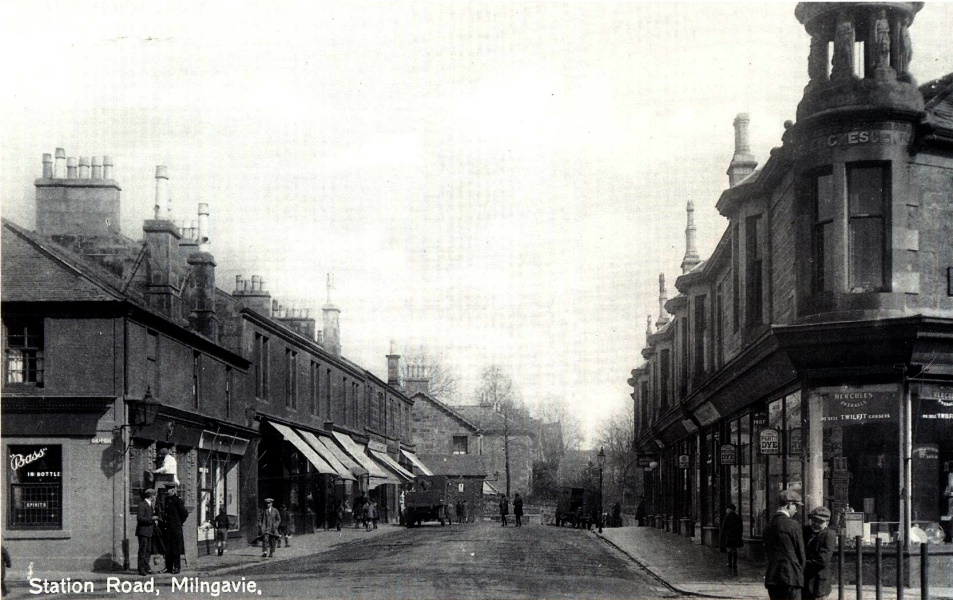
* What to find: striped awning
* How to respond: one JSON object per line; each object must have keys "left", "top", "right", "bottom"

{"left": 297, "top": 429, "right": 354, "bottom": 480}
{"left": 331, "top": 431, "right": 396, "bottom": 485}
{"left": 368, "top": 447, "right": 414, "bottom": 482}
{"left": 400, "top": 449, "right": 433, "bottom": 476}
{"left": 269, "top": 422, "right": 337, "bottom": 475}
{"left": 314, "top": 435, "right": 368, "bottom": 479}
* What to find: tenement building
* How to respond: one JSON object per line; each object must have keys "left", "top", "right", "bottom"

{"left": 628, "top": 0, "right": 953, "bottom": 577}
{"left": 2, "top": 151, "right": 423, "bottom": 572}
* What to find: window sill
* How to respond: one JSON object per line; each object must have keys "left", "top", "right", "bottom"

{"left": 3, "top": 529, "right": 71, "bottom": 540}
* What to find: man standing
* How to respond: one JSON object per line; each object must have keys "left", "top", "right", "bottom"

{"left": 499, "top": 494, "right": 509, "bottom": 527}
{"left": 163, "top": 484, "right": 188, "bottom": 574}
{"left": 259, "top": 498, "right": 281, "bottom": 558}
{"left": 136, "top": 489, "right": 158, "bottom": 575}
{"left": 720, "top": 503, "right": 744, "bottom": 575}
{"left": 802, "top": 507, "right": 836, "bottom": 600}
{"left": 513, "top": 493, "right": 524, "bottom": 527}
{"left": 763, "top": 489, "right": 805, "bottom": 600}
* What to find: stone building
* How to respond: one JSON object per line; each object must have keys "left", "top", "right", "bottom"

{"left": 628, "top": 1, "right": 953, "bottom": 580}
{"left": 2, "top": 151, "right": 420, "bottom": 572}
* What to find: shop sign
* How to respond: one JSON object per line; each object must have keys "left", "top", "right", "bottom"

{"left": 823, "top": 390, "right": 896, "bottom": 424}
{"left": 759, "top": 428, "right": 780, "bottom": 455}
{"left": 367, "top": 439, "right": 388, "bottom": 453}
{"left": 919, "top": 384, "right": 953, "bottom": 421}
{"left": 694, "top": 401, "right": 720, "bottom": 427}
{"left": 637, "top": 455, "right": 658, "bottom": 468}
{"left": 678, "top": 455, "right": 690, "bottom": 469}
{"left": 681, "top": 419, "right": 698, "bottom": 434}
{"left": 788, "top": 428, "right": 802, "bottom": 455}
{"left": 751, "top": 411, "right": 768, "bottom": 429}
{"left": 719, "top": 444, "right": 737, "bottom": 465}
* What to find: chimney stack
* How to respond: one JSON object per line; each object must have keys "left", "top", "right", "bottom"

{"left": 386, "top": 340, "right": 401, "bottom": 388}
{"left": 35, "top": 147, "right": 122, "bottom": 239}
{"left": 322, "top": 273, "right": 341, "bottom": 356}
{"left": 143, "top": 166, "right": 183, "bottom": 317}
{"left": 656, "top": 274, "right": 669, "bottom": 329}
{"left": 154, "top": 166, "right": 170, "bottom": 219}
{"left": 187, "top": 203, "right": 218, "bottom": 340}
{"left": 726, "top": 113, "right": 757, "bottom": 187}
{"left": 404, "top": 362, "right": 430, "bottom": 397}
{"left": 233, "top": 274, "right": 272, "bottom": 317}
{"left": 681, "top": 200, "right": 701, "bottom": 273}
{"left": 646, "top": 315, "right": 653, "bottom": 337}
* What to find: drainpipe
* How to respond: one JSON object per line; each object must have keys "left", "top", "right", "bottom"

{"left": 122, "top": 316, "right": 130, "bottom": 571}
{"left": 901, "top": 367, "right": 912, "bottom": 550}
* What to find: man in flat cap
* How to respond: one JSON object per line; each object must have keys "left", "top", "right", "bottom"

{"left": 763, "top": 489, "right": 805, "bottom": 600}
{"left": 258, "top": 498, "right": 281, "bottom": 558}
{"left": 136, "top": 489, "right": 158, "bottom": 576}
{"left": 802, "top": 506, "right": 836, "bottom": 600}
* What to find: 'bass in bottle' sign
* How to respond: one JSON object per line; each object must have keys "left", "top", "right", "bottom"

{"left": 823, "top": 390, "right": 896, "bottom": 424}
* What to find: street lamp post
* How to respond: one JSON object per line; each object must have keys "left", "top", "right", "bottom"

{"left": 597, "top": 447, "right": 606, "bottom": 533}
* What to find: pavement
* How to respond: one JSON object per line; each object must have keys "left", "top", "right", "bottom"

{"left": 596, "top": 524, "right": 953, "bottom": 600}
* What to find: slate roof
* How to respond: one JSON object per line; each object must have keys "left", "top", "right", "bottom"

{"left": 410, "top": 391, "right": 480, "bottom": 432}
{"left": 922, "top": 73, "right": 953, "bottom": 136}
{"left": 2, "top": 219, "right": 126, "bottom": 303}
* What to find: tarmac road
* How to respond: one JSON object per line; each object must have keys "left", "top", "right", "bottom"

{"left": 224, "top": 521, "right": 677, "bottom": 600}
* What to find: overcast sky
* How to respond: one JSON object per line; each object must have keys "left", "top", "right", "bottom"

{"left": 2, "top": 2, "right": 952, "bottom": 445}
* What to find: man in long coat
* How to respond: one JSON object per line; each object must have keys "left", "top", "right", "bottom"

{"left": 259, "top": 498, "right": 281, "bottom": 557}
{"left": 498, "top": 494, "right": 509, "bottom": 527}
{"left": 135, "top": 489, "right": 158, "bottom": 576}
{"left": 163, "top": 484, "right": 189, "bottom": 574}
{"left": 763, "top": 489, "right": 805, "bottom": 600}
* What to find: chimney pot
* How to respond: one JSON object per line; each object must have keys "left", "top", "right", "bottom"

{"left": 197, "top": 203, "right": 210, "bottom": 252}
{"left": 78, "top": 156, "right": 91, "bottom": 179}
{"left": 103, "top": 156, "right": 113, "bottom": 179}
{"left": 154, "top": 166, "right": 170, "bottom": 220}
{"left": 42, "top": 153, "right": 53, "bottom": 178}
{"left": 91, "top": 156, "right": 103, "bottom": 179}
{"left": 54, "top": 148, "right": 66, "bottom": 178}
{"left": 251, "top": 275, "right": 260, "bottom": 291}
{"left": 66, "top": 157, "right": 78, "bottom": 179}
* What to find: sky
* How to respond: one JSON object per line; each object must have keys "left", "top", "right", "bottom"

{"left": 2, "top": 1, "right": 952, "bottom": 445}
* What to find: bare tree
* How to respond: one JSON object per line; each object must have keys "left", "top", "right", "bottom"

{"left": 594, "top": 403, "right": 639, "bottom": 508}
{"left": 532, "top": 394, "right": 584, "bottom": 455}
{"left": 399, "top": 345, "right": 459, "bottom": 403}
{"left": 473, "top": 365, "right": 520, "bottom": 497}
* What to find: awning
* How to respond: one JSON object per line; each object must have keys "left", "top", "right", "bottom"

{"left": 331, "top": 431, "right": 396, "bottom": 485}
{"left": 314, "top": 435, "right": 368, "bottom": 479}
{"left": 269, "top": 422, "right": 337, "bottom": 475}
{"left": 297, "top": 430, "right": 354, "bottom": 480}
{"left": 483, "top": 480, "right": 501, "bottom": 496}
{"left": 368, "top": 447, "right": 414, "bottom": 482}
{"left": 400, "top": 449, "right": 433, "bottom": 476}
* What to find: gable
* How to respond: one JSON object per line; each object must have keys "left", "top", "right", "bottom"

{"left": 2, "top": 224, "right": 120, "bottom": 303}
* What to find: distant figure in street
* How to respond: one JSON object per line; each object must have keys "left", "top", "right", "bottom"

{"left": 802, "top": 506, "right": 836, "bottom": 600}
{"left": 366, "top": 498, "right": 378, "bottom": 530}
{"left": 499, "top": 494, "right": 509, "bottom": 527}
{"left": 335, "top": 500, "right": 347, "bottom": 532}
{"left": 462, "top": 500, "right": 470, "bottom": 524}
{"left": 353, "top": 492, "right": 368, "bottom": 530}
{"left": 259, "top": 498, "right": 281, "bottom": 557}
{"left": 278, "top": 504, "right": 292, "bottom": 547}
{"left": 763, "top": 489, "right": 805, "bottom": 600}
{"left": 513, "top": 494, "right": 524, "bottom": 527}
{"left": 213, "top": 505, "right": 230, "bottom": 556}
{"left": 720, "top": 503, "right": 744, "bottom": 575}
{"left": 163, "top": 484, "right": 189, "bottom": 574}
{"left": 455, "top": 500, "right": 463, "bottom": 525}
{"left": 612, "top": 502, "right": 622, "bottom": 528}
{"left": 136, "top": 489, "right": 158, "bottom": 576}
{"left": 636, "top": 496, "right": 646, "bottom": 527}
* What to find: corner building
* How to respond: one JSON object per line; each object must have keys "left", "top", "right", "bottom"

{"left": 629, "top": 1, "right": 953, "bottom": 576}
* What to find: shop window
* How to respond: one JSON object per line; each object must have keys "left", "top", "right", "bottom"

{"left": 196, "top": 452, "right": 240, "bottom": 540}
{"left": 452, "top": 436, "right": 468, "bottom": 455}
{"left": 847, "top": 163, "right": 888, "bottom": 292}
{"left": 811, "top": 170, "right": 836, "bottom": 294}
{"left": 3, "top": 317, "right": 44, "bottom": 387}
{"left": 8, "top": 444, "right": 62, "bottom": 529}
{"left": 912, "top": 388, "right": 953, "bottom": 543}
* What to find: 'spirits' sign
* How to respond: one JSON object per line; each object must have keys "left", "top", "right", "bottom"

{"left": 823, "top": 391, "right": 896, "bottom": 424}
